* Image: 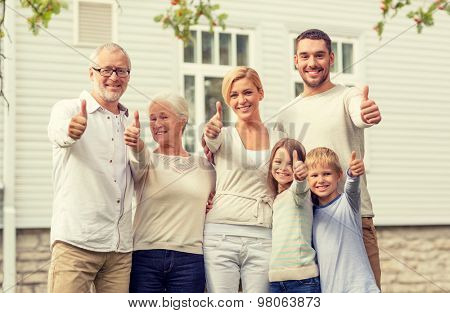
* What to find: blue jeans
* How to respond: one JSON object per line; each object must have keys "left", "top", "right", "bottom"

{"left": 129, "top": 249, "right": 205, "bottom": 293}
{"left": 269, "top": 277, "right": 321, "bottom": 293}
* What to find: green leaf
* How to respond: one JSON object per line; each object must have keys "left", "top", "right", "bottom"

{"left": 218, "top": 13, "right": 228, "bottom": 20}
{"left": 417, "top": 23, "right": 423, "bottom": 33}
{"left": 375, "top": 21, "right": 384, "bottom": 38}
{"left": 422, "top": 13, "right": 434, "bottom": 26}
{"left": 43, "top": 11, "right": 52, "bottom": 21}
{"left": 428, "top": 3, "right": 438, "bottom": 13}
{"left": 154, "top": 14, "right": 163, "bottom": 22}
{"left": 394, "top": 2, "right": 404, "bottom": 10}
{"left": 20, "top": 0, "right": 29, "bottom": 8}
{"left": 406, "top": 11, "right": 415, "bottom": 18}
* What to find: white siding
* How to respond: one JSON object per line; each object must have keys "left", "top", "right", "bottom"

{"left": 0, "top": 33, "right": 5, "bottom": 226}
{"left": 0, "top": 90, "right": 3, "bottom": 227}
{"left": 365, "top": 12, "right": 450, "bottom": 225}
{"left": 4, "top": 0, "right": 450, "bottom": 227}
{"left": 76, "top": 0, "right": 115, "bottom": 45}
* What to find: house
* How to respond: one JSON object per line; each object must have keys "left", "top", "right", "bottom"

{"left": 1, "top": 0, "right": 449, "bottom": 292}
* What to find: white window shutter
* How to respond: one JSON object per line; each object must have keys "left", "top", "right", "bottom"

{"left": 76, "top": 1, "right": 115, "bottom": 46}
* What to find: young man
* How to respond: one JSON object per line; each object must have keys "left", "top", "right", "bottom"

{"left": 276, "top": 29, "right": 382, "bottom": 288}
{"left": 47, "top": 43, "right": 134, "bottom": 292}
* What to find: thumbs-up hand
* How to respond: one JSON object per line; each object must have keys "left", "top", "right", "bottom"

{"left": 360, "top": 85, "right": 382, "bottom": 125}
{"left": 133, "top": 110, "right": 140, "bottom": 129}
{"left": 124, "top": 111, "right": 144, "bottom": 152}
{"left": 349, "top": 151, "right": 365, "bottom": 177}
{"left": 204, "top": 101, "right": 223, "bottom": 139}
{"left": 68, "top": 99, "right": 88, "bottom": 140}
{"left": 293, "top": 150, "right": 308, "bottom": 181}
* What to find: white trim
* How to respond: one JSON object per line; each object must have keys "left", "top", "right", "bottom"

{"left": 374, "top": 216, "right": 450, "bottom": 226}
{"left": 73, "top": 0, "right": 118, "bottom": 47}
{"left": 213, "top": 31, "right": 220, "bottom": 66}
{"left": 2, "top": 0, "right": 17, "bottom": 293}
{"left": 329, "top": 35, "right": 358, "bottom": 85}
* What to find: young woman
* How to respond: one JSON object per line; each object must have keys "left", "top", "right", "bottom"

{"left": 203, "top": 66, "right": 284, "bottom": 292}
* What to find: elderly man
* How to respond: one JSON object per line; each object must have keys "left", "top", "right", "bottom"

{"left": 47, "top": 43, "right": 134, "bottom": 292}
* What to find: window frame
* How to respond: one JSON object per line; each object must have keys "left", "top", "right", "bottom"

{"left": 73, "top": 0, "right": 118, "bottom": 47}
{"left": 179, "top": 26, "right": 255, "bottom": 152}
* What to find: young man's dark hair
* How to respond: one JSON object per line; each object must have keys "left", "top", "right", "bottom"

{"left": 295, "top": 29, "right": 332, "bottom": 54}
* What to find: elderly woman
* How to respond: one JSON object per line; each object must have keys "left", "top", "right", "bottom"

{"left": 203, "top": 66, "right": 284, "bottom": 292}
{"left": 124, "top": 92, "right": 215, "bottom": 293}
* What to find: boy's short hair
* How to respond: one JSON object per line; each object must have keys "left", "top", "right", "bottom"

{"left": 305, "top": 147, "right": 342, "bottom": 174}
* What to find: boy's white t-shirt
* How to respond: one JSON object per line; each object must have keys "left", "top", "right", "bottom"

{"left": 312, "top": 173, "right": 380, "bottom": 293}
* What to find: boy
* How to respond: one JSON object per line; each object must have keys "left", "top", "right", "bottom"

{"left": 305, "top": 147, "right": 379, "bottom": 293}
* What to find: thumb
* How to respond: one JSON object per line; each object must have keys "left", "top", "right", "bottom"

{"left": 293, "top": 150, "right": 299, "bottom": 163}
{"left": 215, "top": 101, "right": 223, "bottom": 121}
{"left": 134, "top": 111, "right": 140, "bottom": 128}
{"left": 79, "top": 99, "right": 87, "bottom": 118}
{"left": 350, "top": 151, "right": 357, "bottom": 163}
{"left": 362, "top": 85, "right": 369, "bottom": 102}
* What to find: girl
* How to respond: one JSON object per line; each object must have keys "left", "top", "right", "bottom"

{"left": 267, "top": 138, "right": 321, "bottom": 293}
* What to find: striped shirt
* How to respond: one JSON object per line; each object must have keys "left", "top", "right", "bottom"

{"left": 269, "top": 180, "right": 319, "bottom": 282}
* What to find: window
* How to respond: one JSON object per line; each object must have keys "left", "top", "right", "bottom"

{"left": 74, "top": 0, "right": 117, "bottom": 46}
{"left": 180, "top": 28, "right": 253, "bottom": 152}
{"left": 290, "top": 34, "right": 357, "bottom": 98}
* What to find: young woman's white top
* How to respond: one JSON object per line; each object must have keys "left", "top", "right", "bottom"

{"left": 204, "top": 125, "right": 285, "bottom": 230}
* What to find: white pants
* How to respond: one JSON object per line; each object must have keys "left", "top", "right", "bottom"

{"left": 203, "top": 234, "right": 271, "bottom": 293}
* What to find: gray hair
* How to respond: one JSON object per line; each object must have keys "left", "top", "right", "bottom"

{"left": 89, "top": 42, "right": 131, "bottom": 69}
{"left": 150, "top": 91, "right": 190, "bottom": 132}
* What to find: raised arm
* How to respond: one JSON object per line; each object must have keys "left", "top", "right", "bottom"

{"left": 345, "top": 151, "right": 364, "bottom": 213}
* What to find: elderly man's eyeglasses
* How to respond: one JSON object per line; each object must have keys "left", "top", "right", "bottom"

{"left": 92, "top": 67, "right": 130, "bottom": 78}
